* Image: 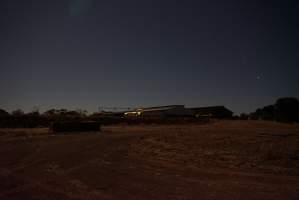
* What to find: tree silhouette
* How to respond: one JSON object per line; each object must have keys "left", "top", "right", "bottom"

{"left": 0, "top": 108, "right": 10, "bottom": 117}
{"left": 11, "top": 109, "right": 24, "bottom": 116}
{"left": 274, "top": 97, "right": 299, "bottom": 123}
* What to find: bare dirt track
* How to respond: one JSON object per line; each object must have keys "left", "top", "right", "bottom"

{"left": 0, "top": 121, "right": 298, "bottom": 200}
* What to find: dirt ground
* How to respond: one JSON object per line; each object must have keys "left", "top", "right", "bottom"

{"left": 0, "top": 120, "right": 298, "bottom": 200}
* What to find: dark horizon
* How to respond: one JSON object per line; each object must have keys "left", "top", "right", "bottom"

{"left": 2, "top": 97, "right": 299, "bottom": 116}
{"left": 1, "top": 0, "right": 298, "bottom": 114}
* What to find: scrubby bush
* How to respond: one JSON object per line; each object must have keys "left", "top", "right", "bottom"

{"left": 274, "top": 97, "right": 299, "bottom": 123}
{"left": 250, "top": 97, "right": 299, "bottom": 123}
{"left": 250, "top": 105, "right": 274, "bottom": 120}
{"left": 0, "top": 109, "right": 10, "bottom": 117}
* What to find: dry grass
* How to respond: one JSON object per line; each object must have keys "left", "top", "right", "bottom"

{"left": 0, "top": 128, "right": 49, "bottom": 138}
{"left": 0, "top": 120, "right": 298, "bottom": 200}
{"left": 127, "top": 121, "right": 299, "bottom": 175}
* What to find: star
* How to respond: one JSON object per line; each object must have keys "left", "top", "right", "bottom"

{"left": 69, "top": 0, "right": 93, "bottom": 16}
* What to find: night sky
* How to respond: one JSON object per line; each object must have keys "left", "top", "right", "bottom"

{"left": 0, "top": 0, "right": 298, "bottom": 114}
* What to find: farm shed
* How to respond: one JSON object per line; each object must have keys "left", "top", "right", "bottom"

{"left": 124, "top": 105, "right": 194, "bottom": 117}
{"left": 190, "top": 106, "right": 233, "bottom": 119}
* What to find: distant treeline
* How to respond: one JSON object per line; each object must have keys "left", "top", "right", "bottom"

{"left": 0, "top": 108, "right": 209, "bottom": 128}
{"left": 239, "top": 97, "right": 299, "bottom": 123}
{"left": 0, "top": 109, "right": 87, "bottom": 128}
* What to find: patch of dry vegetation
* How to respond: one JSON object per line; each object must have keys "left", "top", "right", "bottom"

{"left": 0, "top": 128, "right": 49, "bottom": 139}
{"left": 129, "top": 121, "right": 299, "bottom": 175}
{"left": 0, "top": 121, "right": 298, "bottom": 200}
